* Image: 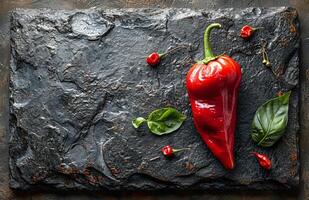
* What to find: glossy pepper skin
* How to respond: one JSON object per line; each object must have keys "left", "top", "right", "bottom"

{"left": 186, "top": 23, "right": 242, "bottom": 170}
{"left": 240, "top": 25, "right": 262, "bottom": 39}
{"left": 161, "top": 145, "right": 174, "bottom": 157}
{"left": 146, "top": 52, "right": 161, "bottom": 67}
{"left": 240, "top": 25, "right": 254, "bottom": 39}
{"left": 161, "top": 145, "right": 185, "bottom": 157}
{"left": 251, "top": 152, "right": 272, "bottom": 170}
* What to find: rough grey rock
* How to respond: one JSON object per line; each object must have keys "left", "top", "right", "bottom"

{"left": 9, "top": 7, "right": 300, "bottom": 191}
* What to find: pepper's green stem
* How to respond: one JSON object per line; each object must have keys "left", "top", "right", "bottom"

{"left": 201, "top": 23, "right": 222, "bottom": 64}
{"left": 158, "top": 53, "right": 165, "bottom": 58}
{"left": 262, "top": 51, "right": 267, "bottom": 64}
{"left": 252, "top": 27, "right": 264, "bottom": 31}
{"left": 173, "top": 148, "right": 190, "bottom": 153}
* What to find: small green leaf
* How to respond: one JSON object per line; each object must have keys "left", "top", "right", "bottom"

{"left": 132, "top": 107, "right": 186, "bottom": 135}
{"left": 132, "top": 117, "right": 147, "bottom": 128}
{"left": 147, "top": 107, "right": 186, "bottom": 135}
{"left": 251, "top": 91, "right": 291, "bottom": 147}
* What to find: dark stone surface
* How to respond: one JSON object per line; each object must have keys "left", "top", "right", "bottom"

{"left": 9, "top": 7, "right": 299, "bottom": 191}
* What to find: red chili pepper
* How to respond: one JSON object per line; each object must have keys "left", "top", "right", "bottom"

{"left": 240, "top": 25, "right": 254, "bottom": 39}
{"left": 146, "top": 46, "right": 188, "bottom": 67}
{"left": 240, "top": 25, "right": 263, "bottom": 39}
{"left": 146, "top": 52, "right": 162, "bottom": 67}
{"left": 251, "top": 152, "right": 272, "bottom": 170}
{"left": 186, "top": 23, "right": 242, "bottom": 170}
{"left": 161, "top": 145, "right": 173, "bottom": 157}
{"left": 161, "top": 145, "right": 185, "bottom": 157}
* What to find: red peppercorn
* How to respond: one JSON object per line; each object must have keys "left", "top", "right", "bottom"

{"left": 146, "top": 52, "right": 161, "bottom": 67}
{"left": 240, "top": 25, "right": 254, "bottom": 39}
{"left": 251, "top": 152, "right": 272, "bottom": 170}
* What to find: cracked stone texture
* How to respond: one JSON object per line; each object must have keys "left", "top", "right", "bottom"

{"left": 9, "top": 7, "right": 300, "bottom": 191}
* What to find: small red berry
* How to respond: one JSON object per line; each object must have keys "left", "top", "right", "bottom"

{"left": 161, "top": 145, "right": 174, "bottom": 157}
{"left": 146, "top": 52, "right": 161, "bottom": 67}
{"left": 240, "top": 25, "right": 254, "bottom": 39}
{"left": 251, "top": 152, "right": 272, "bottom": 170}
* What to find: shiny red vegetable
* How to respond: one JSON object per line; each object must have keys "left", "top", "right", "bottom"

{"left": 251, "top": 152, "right": 272, "bottom": 170}
{"left": 240, "top": 25, "right": 254, "bottom": 39}
{"left": 161, "top": 145, "right": 184, "bottom": 157}
{"left": 146, "top": 46, "right": 187, "bottom": 67}
{"left": 186, "top": 23, "right": 242, "bottom": 170}
{"left": 146, "top": 52, "right": 161, "bottom": 67}
{"left": 240, "top": 25, "right": 263, "bottom": 39}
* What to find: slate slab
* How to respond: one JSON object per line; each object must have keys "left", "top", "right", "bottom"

{"left": 9, "top": 7, "right": 300, "bottom": 191}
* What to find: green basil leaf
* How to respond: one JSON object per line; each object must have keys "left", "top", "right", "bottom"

{"left": 147, "top": 107, "right": 186, "bottom": 135}
{"left": 132, "top": 117, "right": 147, "bottom": 128}
{"left": 251, "top": 91, "right": 291, "bottom": 147}
{"left": 132, "top": 107, "right": 186, "bottom": 135}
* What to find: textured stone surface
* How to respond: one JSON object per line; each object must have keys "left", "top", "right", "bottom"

{"left": 9, "top": 7, "right": 299, "bottom": 191}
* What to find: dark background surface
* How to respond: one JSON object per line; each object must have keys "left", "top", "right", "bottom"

{"left": 0, "top": 0, "right": 308, "bottom": 199}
